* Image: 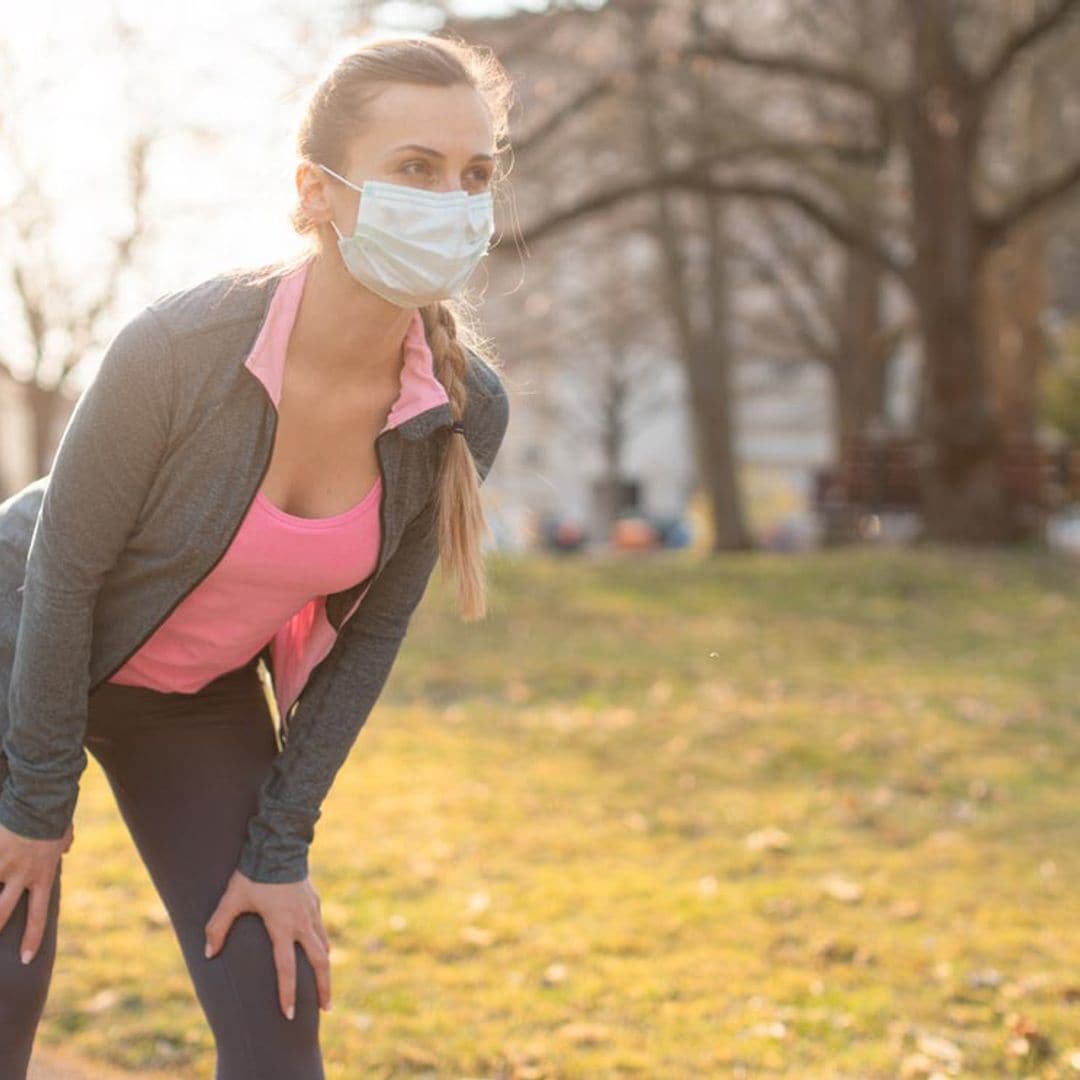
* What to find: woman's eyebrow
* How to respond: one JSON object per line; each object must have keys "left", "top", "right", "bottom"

{"left": 386, "top": 143, "right": 495, "bottom": 163}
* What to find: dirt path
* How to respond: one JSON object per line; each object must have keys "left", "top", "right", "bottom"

{"left": 29, "top": 1048, "right": 177, "bottom": 1079}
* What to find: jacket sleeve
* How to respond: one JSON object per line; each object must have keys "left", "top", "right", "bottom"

{"left": 0, "top": 307, "right": 174, "bottom": 839}
{"left": 236, "top": 367, "right": 510, "bottom": 884}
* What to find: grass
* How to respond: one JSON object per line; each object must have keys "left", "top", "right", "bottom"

{"left": 36, "top": 545, "right": 1080, "bottom": 1078}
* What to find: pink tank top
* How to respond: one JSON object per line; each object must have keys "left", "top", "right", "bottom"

{"left": 106, "top": 475, "right": 385, "bottom": 694}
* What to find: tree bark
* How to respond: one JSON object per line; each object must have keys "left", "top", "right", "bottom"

{"left": 904, "top": 4, "right": 1018, "bottom": 542}
{"left": 632, "top": 7, "right": 752, "bottom": 552}
{"left": 834, "top": 245, "right": 888, "bottom": 453}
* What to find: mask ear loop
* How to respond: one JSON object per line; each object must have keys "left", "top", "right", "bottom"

{"left": 316, "top": 162, "right": 363, "bottom": 193}
{"left": 316, "top": 162, "right": 361, "bottom": 241}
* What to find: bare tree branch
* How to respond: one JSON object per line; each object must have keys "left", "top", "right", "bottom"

{"left": 755, "top": 202, "right": 844, "bottom": 335}
{"left": 512, "top": 73, "right": 626, "bottom": 159}
{"left": 514, "top": 37, "right": 893, "bottom": 165}
{"left": 66, "top": 133, "right": 152, "bottom": 370}
{"left": 518, "top": 165, "right": 911, "bottom": 287}
{"left": 732, "top": 233, "right": 838, "bottom": 372}
{"left": 688, "top": 32, "right": 893, "bottom": 107}
{"left": 978, "top": 0, "right": 1080, "bottom": 90}
{"left": 980, "top": 155, "right": 1080, "bottom": 246}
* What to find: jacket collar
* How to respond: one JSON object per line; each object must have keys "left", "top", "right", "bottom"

{"left": 242, "top": 255, "right": 452, "bottom": 438}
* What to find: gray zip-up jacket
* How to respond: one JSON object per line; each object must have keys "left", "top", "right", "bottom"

{"left": 0, "top": 263, "right": 509, "bottom": 884}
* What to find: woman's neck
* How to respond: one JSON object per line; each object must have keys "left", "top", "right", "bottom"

{"left": 289, "top": 249, "right": 417, "bottom": 382}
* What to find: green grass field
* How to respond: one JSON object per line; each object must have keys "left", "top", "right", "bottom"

{"left": 36, "top": 546, "right": 1080, "bottom": 1078}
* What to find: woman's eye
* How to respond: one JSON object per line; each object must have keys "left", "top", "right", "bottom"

{"left": 401, "top": 160, "right": 490, "bottom": 181}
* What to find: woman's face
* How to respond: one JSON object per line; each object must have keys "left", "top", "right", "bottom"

{"left": 301, "top": 81, "right": 497, "bottom": 237}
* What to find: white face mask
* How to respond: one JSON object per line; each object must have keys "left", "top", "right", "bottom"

{"left": 316, "top": 163, "right": 495, "bottom": 308}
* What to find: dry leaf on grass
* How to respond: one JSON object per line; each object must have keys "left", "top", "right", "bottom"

{"left": 556, "top": 1021, "right": 613, "bottom": 1045}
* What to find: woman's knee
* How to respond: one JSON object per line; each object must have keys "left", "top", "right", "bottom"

{"left": 179, "top": 911, "right": 324, "bottom": 1079}
{"left": 0, "top": 870, "right": 62, "bottom": 1075}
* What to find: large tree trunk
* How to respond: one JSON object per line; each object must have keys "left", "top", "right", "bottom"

{"left": 833, "top": 246, "right": 888, "bottom": 452}
{"left": 978, "top": 51, "right": 1051, "bottom": 446}
{"left": 633, "top": 9, "right": 752, "bottom": 553}
{"left": 905, "top": 4, "right": 1022, "bottom": 542}
{"left": 655, "top": 201, "right": 751, "bottom": 552}
{"left": 701, "top": 195, "right": 753, "bottom": 551}
{"left": 684, "top": 338, "right": 750, "bottom": 552}
{"left": 833, "top": 3, "right": 891, "bottom": 456}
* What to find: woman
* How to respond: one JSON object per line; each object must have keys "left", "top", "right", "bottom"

{"left": 0, "top": 33, "right": 512, "bottom": 1079}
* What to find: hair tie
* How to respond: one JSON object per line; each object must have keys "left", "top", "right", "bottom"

{"left": 451, "top": 420, "right": 466, "bottom": 435}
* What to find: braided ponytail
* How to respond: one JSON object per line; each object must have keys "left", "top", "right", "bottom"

{"left": 420, "top": 301, "right": 494, "bottom": 620}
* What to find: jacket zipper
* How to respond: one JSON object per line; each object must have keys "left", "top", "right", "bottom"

{"left": 280, "top": 415, "right": 454, "bottom": 739}
{"left": 279, "top": 426, "right": 391, "bottom": 744}
{"left": 89, "top": 393, "right": 280, "bottom": 692}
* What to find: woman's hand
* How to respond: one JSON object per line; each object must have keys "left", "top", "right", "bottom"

{"left": 204, "top": 868, "right": 332, "bottom": 1020}
{"left": 0, "top": 819, "right": 72, "bottom": 963}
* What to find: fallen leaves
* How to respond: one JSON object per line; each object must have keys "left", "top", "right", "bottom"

{"left": 461, "top": 925, "right": 495, "bottom": 947}
{"left": 556, "top": 1021, "right": 613, "bottom": 1045}
{"left": 818, "top": 873, "right": 865, "bottom": 903}
{"left": 745, "top": 826, "right": 791, "bottom": 852}
{"left": 541, "top": 961, "right": 569, "bottom": 986}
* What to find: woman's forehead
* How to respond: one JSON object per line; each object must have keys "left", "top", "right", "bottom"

{"left": 356, "top": 83, "right": 495, "bottom": 153}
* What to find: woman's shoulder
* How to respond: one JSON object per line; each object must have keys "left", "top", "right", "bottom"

{"left": 463, "top": 347, "right": 507, "bottom": 401}
{"left": 142, "top": 263, "right": 284, "bottom": 347}
{"left": 463, "top": 349, "right": 509, "bottom": 422}
{"left": 461, "top": 348, "right": 510, "bottom": 481}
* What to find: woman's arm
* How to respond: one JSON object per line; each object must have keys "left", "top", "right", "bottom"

{"left": 236, "top": 366, "right": 510, "bottom": 884}
{"left": 0, "top": 308, "right": 174, "bottom": 839}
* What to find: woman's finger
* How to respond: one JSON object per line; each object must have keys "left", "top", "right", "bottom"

{"left": 0, "top": 878, "right": 25, "bottom": 941}
{"left": 204, "top": 887, "right": 241, "bottom": 960}
{"left": 313, "top": 908, "right": 331, "bottom": 955}
{"left": 20, "top": 876, "right": 54, "bottom": 964}
{"left": 299, "top": 927, "right": 332, "bottom": 1011}
{"left": 271, "top": 930, "right": 298, "bottom": 1020}
{"left": 307, "top": 884, "right": 330, "bottom": 974}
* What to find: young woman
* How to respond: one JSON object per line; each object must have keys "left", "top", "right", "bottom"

{"left": 0, "top": 33, "right": 512, "bottom": 1079}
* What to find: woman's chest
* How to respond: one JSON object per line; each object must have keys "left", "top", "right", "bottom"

{"left": 259, "top": 361, "right": 401, "bottom": 520}
{"left": 129, "top": 364, "right": 446, "bottom": 584}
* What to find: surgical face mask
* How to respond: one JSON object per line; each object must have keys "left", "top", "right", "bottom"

{"left": 316, "top": 163, "right": 495, "bottom": 307}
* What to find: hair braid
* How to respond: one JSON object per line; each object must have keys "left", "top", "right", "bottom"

{"left": 420, "top": 301, "right": 491, "bottom": 620}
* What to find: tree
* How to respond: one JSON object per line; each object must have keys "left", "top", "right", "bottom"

{"left": 0, "top": 24, "right": 156, "bottom": 482}
{"left": 518, "top": 0, "right": 1080, "bottom": 542}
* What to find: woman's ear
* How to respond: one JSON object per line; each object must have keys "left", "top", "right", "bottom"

{"left": 296, "top": 161, "right": 336, "bottom": 228}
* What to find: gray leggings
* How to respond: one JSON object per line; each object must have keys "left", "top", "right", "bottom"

{"left": 0, "top": 656, "right": 325, "bottom": 1079}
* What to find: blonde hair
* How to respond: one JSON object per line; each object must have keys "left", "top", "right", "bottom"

{"left": 235, "top": 33, "right": 515, "bottom": 620}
